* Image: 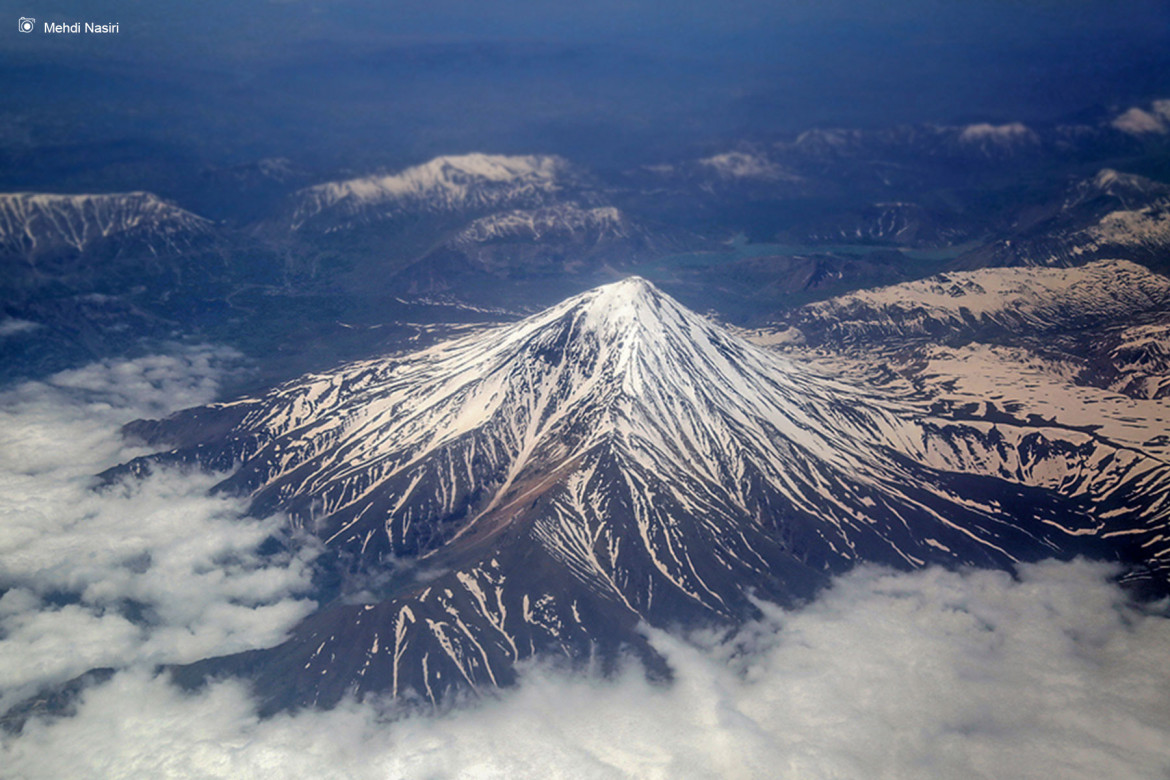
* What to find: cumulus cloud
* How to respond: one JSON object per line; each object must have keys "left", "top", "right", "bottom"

{"left": 0, "top": 347, "right": 318, "bottom": 711}
{"left": 4, "top": 560, "right": 1169, "bottom": 780}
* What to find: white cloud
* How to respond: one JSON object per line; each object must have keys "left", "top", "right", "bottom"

{"left": 4, "top": 560, "right": 1168, "bottom": 780}
{"left": 0, "top": 348, "right": 318, "bottom": 711}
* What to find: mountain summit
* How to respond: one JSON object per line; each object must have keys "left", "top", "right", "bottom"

{"left": 117, "top": 278, "right": 1170, "bottom": 710}
{"left": 289, "top": 154, "right": 582, "bottom": 231}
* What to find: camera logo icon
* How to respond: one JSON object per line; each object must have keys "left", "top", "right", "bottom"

{"left": 18, "top": 17, "right": 35, "bottom": 33}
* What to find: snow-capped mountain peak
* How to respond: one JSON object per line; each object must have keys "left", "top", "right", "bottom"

{"left": 1077, "top": 169, "right": 1170, "bottom": 205}
{"left": 123, "top": 277, "right": 1170, "bottom": 710}
{"left": 1111, "top": 100, "right": 1170, "bottom": 135}
{"left": 290, "top": 153, "right": 577, "bottom": 231}
{"left": 0, "top": 191, "right": 211, "bottom": 255}
{"left": 958, "top": 122, "right": 1037, "bottom": 145}
{"left": 698, "top": 151, "right": 800, "bottom": 181}
{"left": 561, "top": 274, "right": 674, "bottom": 336}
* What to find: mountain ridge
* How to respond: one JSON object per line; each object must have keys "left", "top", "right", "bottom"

{"left": 0, "top": 191, "right": 212, "bottom": 257}
{"left": 289, "top": 153, "right": 588, "bottom": 232}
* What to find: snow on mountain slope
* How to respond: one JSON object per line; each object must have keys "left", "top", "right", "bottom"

{"left": 449, "top": 204, "right": 629, "bottom": 246}
{"left": 1111, "top": 100, "right": 1170, "bottom": 135}
{"left": 957, "top": 122, "right": 1037, "bottom": 145}
{"left": 1104, "top": 321, "right": 1170, "bottom": 399}
{"left": 133, "top": 276, "right": 957, "bottom": 566}
{"left": 390, "top": 203, "right": 691, "bottom": 296}
{"left": 0, "top": 192, "right": 212, "bottom": 256}
{"left": 1086, "top": 200, "right": 1170, "bottom": 252}
{"left": 698, "top": 152, "right": 801, "bottom": 181}
{"left": 788, "top": 259, "right": 1170, "bottom": 344}
{"left": 115, "top": 278, "right": 1170, "bottom": 708}
{"left": 974, "top": 199, "right": 1170, "bottom": 270}
{"left": 953, "top": 170, "right": 1170, "bottom": 271}
{"left": 1067, "top": 169, "right": 1170, "bottom": 210}
{"left": 955, "top": 122, "right": 1039, "bottom": 156}
{"left": 290, "top": 154, "right": 579, "bottom": 231}
{"left": 784, "top": 122, "right": 1044, "bottom": 161}
{"left": 896, "top": 343, "right": 1170, "bottom": 458}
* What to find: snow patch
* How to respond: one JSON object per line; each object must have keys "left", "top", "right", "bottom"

{"left": 698, "top": 152, "right": 797, "bottom": 181}
{"left": 958, "top": 122, "right": 1036, "bottom": 144}
{"left": 1112, "top": 107, "right": 1168, "bottom": 135}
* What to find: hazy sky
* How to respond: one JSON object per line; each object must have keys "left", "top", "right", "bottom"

{"left": 4, "top": 0, "right": 1169, "bottom": 170}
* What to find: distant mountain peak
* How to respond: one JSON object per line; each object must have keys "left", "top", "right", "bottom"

{"left": 698, "top": 151, "right": 801, "bottom": 181}
{"left": 0, "top": 191, "right": 211, "bottom": 256}
{"left": 1111, "top": 101, "right": 1170, "bottom": 135}
{"left": 422, "top": 152, "right": 567, "bottom": 179}
{"left": 290, "top": 153, "right": 579, "bottom": 231}
{"left": 958, "top": 122, "right": 1036, "bottom": 145}
{"left": 1087, "top": 168, "right": 1168, "bottom": 199}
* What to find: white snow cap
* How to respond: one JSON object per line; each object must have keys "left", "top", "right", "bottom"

{"left": 305, "top": 153, "right": 568, "bottom": 206}
{"left": 1111, "top": 101, "right": 1170, "bottom": 135}
{"left": 958, "top": 122, "right": 1036, "bottom": 144}
{"left": 699, "top": 151, "right": 797, "bottom": 180}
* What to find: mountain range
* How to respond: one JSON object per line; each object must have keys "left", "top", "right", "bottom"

{"left": 2, "top": 96, "right": 1170, "bottom": 722}
{"left": 105, "top": 277, "right": 1170, "bottom": 711}
{"left": 288, "top": 154, "right": 597, "bottom": 233}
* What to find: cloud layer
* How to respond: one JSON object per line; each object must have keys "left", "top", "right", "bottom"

{"left": 4, "top": 560, "right": 1169, "bottom": 780}
{"left": 0, "top": 348, "right": 317, "bottom": 711}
